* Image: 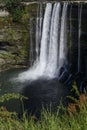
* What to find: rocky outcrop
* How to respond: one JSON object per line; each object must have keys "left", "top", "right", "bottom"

{"left": 0, "top": 2, "right": 38, "bottom": 71}
{"left": 0, "top": 17, "right": 29, "bottom": 71}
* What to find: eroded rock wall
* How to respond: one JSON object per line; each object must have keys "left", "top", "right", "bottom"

{"left": 0, "top": 17, "right": 29, "bottom": 71}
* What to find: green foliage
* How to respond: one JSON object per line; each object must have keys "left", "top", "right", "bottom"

{"left": 4, "top": 0, "right": 25, "bottom": 22}
{"left": 0, "top": 93, "right": 27, "bottom": 103}
{"left": 0, "top": 103, "right": 87, "bottom": 130}
{"left": 0, "top": 92, "right": 86, "bottom": 130}
{"left": 71, "top": 82, "right": 80, "bottom": 97}
{"left": 0, "top": 93, "right": 27, "bottom": 125}
{"left": 67, "top": 95, "right": 78, "bottom": 103}
{"left": 67, "top": 82, "right": 80, "bottom": 103}
{"left": 4, "top": 0, "right": 22, "bottom": 12}
{"left": 12, "top": 9, "right": 24, "bottom": 22}
{"left": 0, "top": 106, "right": 17, "bottom": 121}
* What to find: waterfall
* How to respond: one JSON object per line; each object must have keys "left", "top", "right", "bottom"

{"left": 17, "top": 3, "right": 52, "bottom": 82}
{"left": 78, "top": 4, "right": 82, "bottom": 72}
{"left": 39, "top": 3, "right": 52, "bottom": 74}
{"left": 59, "top": 3, "right": 68, "bottom": 70}
{"left": 39, "top": 2, "right": 43, "bottom": 41}
{"left": 46, "top": 3, "right": 61, "bottom": 77}
{"left": 36, "top": 4, "right": 39, "bottom": 60}
{"left": 29, "top": 18, "right": 34, "bottom": 66}
{"left": 17, "top": 2, "right": 68, "bottom": 82}
{"left": 69, "top": 4, "right": 73, "bottom": 63}
{"left": 36, "top": 2, "right": 43, "bottom": 60}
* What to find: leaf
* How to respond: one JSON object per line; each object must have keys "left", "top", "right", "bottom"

{"left": 0, "top": 93, "right": 28, "bottom": 103}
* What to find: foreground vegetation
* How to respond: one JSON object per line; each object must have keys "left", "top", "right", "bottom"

{"left": 0, "top": 93, "right": 87, "bottom": 130}
{"left": 0, "top": 103, "right": 87, "bottom": 130}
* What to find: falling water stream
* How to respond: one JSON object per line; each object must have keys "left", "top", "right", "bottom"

{"left": 59, "top": 3, "right": 68, "bottom": 69}
{"left": 46, "top": 3, "right": 61, "bottom": 77}
{"left": 39, "top": 3, "right": 52, "bottom": 74}
{"left": 36, "top": 2, "right": 43, "bottom": 60}
{"left": 78, "top": 4, "right": 82, "bottom": 72}
{"left": 29, "top": 18, "right": 34, "bottom": 66}
{"left": 17, "top": 3, "right": 53, "bottom": 82}
{"left": 69, "top": 4, "right": 73, "bottom": 62}
{"left": 17, "top": 2, "right": 68, "bottom": 82}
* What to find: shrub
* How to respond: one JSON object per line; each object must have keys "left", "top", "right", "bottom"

{"left": 4, "top": 0, "right": 25, "bottom": 22}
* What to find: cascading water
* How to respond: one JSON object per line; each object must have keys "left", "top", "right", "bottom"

{"left": 36, "top": 4, "right": 39, "bottom": 60}
{"left": 59, "top": 3, "right": 68, "bottom": 70}
{"left": 17, "top": 3, "right": 52, "bottom": 82}
{"left": 29, "top": 18, "right": 34, "bottom": 66}
{"left": 39, "top": 3, "right": 52, "bottom": 74}
{"left": 69, "top": 4, "right": 73, "bottom": 62}
{"left": 36, "top": 2, "right": 43, "bottom": 60}
{"left": 46, "top": 3, "right": 61, "bottom": 77}
{"left": 78, "top": 4, "right": 82, "bottom": 72}
{"left": 17, "top": 2, "right": 68, "bottom": 82}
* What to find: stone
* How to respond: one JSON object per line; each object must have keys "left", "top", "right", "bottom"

{"left": 0, "top": 58, "right": 5, "bottom": 64}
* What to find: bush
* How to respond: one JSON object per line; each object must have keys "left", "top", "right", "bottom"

{"left": 12, "top": 8, "right": 24, "bottom": 22}
{"left": 4, "top": 0, "right": 25, "bottom": 22}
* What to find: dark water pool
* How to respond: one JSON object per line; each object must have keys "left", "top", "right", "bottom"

{"left": 0, "top": 68, "right": 26, "bottom": 95}
{"left": 0, "top": 68, "right": 71, "bottom": 117}
{"left": 0, "top": 68, "right": 27, "bottom": 114}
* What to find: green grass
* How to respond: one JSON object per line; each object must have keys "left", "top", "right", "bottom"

{"left": 0, "top": 103, "right": 87, "bottom": 130}
{"left": 0, "top": 92, "right": 87, "bottom": 130}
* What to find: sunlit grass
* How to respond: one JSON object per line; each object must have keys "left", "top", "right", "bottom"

{"left": 0, "top": 102, "right": 87, "bottom": 130}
